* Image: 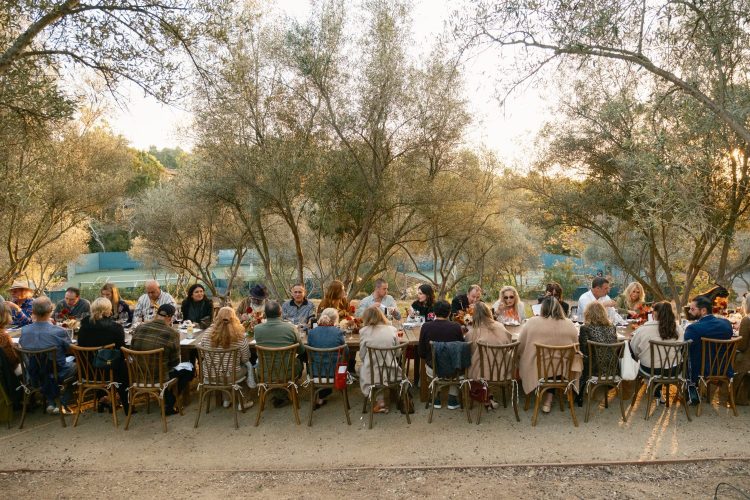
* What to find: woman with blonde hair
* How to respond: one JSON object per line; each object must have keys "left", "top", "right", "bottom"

{"left": 616, "top": 282, "right": 646, "bottom": 318}
{"left": 308, "top": 307, "right": 348, "bottom": 409}
{"left": 100, "top": 283, "right": 132, "bottom": 324}
{"left": 493, "top": 285, "right": 526, "bottom": 323}
{"left": 576, "top": 301, "right": 618, "bottom": 405}
{"left": 358, "top": 306, "right": 400, "bottom": 413}
{"left": 465, "top": 301, "right": 512, "bottom": 409}
{"left": 317, "top": 280, "right": 350, "bottom": 318}
{"left": 199, "top": 307, "right": 252, "bottom": 409}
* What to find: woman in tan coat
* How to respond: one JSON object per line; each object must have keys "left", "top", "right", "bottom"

{"left": 517, "top": 296, "right": 581, "bottom": 413}
{"left": 358, "top": 306, "right": 400, "bottom": 413}
{"left": 465, "top": 302, "right": 512, "bottom": 409}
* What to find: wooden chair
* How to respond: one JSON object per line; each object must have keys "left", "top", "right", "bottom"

{"left": 194, "top": 346, "right": 247, "bottom": 429}
{"left": 530, "top": 343, "right": 579, "bottom": 427}
{"left": 361, "top": 342, "right": 411, "bottom": 429}
{"left": 630, "top": 340, "right": 692, "bottom": 421}
{"left": 254, "top": 344, "right": 302, "bottom": 426}
{"left": 474, "top": 341, "right": 520, "bottom": 424}
{"left": 15, "top": 346, "right": 74, "bottom": 429}
{"left": 305, "top": 345, "right": 351, "bottom": 426}
{"left": 697, "top": 337, "right": 741, "bottom": 417}
{"left": 121, "top": 347, "right": 182, "bottom": 433}
{"left": 426, "top": 341, "right": 472, "bottom": 424}
{"left": 70, "top": 344, "right": 119, "bottom": 428}
{"left": 583, "top": 341, "right": 627, "bottom": 423}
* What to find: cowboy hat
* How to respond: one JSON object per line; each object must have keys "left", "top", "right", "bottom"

{"left": 9, "top": 279, "right": 36, "bottom": 291}
{"left": 248, "top": 284, "right": 268, "bottom": 300}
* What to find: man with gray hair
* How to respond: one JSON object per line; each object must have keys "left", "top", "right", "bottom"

{"left": 18, "top": 297, "right": 77, "bottom": 415}
{"left": 133, "top": 279, "right": 176, "bottom": 323}
{"left": 355, "top": 278, "right": 401, "bottom": 319}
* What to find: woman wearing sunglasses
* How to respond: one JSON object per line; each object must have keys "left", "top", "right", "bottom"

{"left": 493, "top": 285, "right": 526, "bottom": 323}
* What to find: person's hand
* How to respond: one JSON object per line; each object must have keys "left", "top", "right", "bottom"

{"left": 628, "top": 309, "right": 638, "bottom": 317}
{"left": 6, "top": 301, "right": 20, "bottom": 311}
{"left": 602, "top": 299, "right": 616, "bottom": 308}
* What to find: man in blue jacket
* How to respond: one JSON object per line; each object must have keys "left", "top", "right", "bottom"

{"left": 685, "top": 296, "right": 733, "bottom": 404}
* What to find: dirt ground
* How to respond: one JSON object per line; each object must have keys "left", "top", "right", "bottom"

{"left": 2, "top": 386, "right": 750, "bottom": 498}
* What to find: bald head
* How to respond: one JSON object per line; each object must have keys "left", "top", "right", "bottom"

{"left": 145, "top": 280, "right": 161, "bottom": 301}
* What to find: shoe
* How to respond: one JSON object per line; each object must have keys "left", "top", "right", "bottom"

{"left": 61, "top": 405, "right": 73, "bottom": 415}
{"left": 373, "top": 402, "right": 389, "bottom": 414}
{"left": 98, "top": 402, "right": 112, "bottom": 413}
{"left": 447, "top": 396, "right": 460, "bottom": 410}
{"left": 432, "top": 398, "right": 442, "bottom": 409}
{"left": 487, "top": 398, "right": 500, "bottom": 410}
{"left": 541, "top": 402, "right": 552, "bottom": 413}
{"left": 272, "top": 397, "right": 289, "bottom": 408}
{"left": 222, "top": 400, "right": 231, "bottom": 408}
{"left": 313, "top": 399, "right": 327, "bottom": 411}
{"left": 574, "top": 395, "right": 583, "bottom": 408}
{"left": 164, "top": 407, "right": 179, "bottom": 416}
{"left": 239, "top": 400, "right": 253, "bottom": 411}
{"left": 687, "top": 386, "right": 700, "bottom": 406}
{"left": 46, "top": 405, "right": 59, "bottom": 415}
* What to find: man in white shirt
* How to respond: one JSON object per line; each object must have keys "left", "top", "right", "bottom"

{"left": 133, "top": 279, "right": 176, "bottom": 323}
{"left": 576, "top": 277, "right": 624, "bottom": 324}
{"left": 355, "top": 278, "right": 401, "bottom": 319}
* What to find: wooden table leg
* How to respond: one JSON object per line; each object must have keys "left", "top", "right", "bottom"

{"left": 420, "top": 358, "right": 428, "bottom": 403}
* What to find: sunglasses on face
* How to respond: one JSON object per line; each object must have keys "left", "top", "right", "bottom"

{"left": 503, "top": 295, "right": 514, "bottom": 300}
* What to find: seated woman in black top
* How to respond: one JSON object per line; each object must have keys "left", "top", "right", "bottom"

{"left": 181, "top": 284, "right": 214, "bottom": 329}
{"left": 537, "top": 282, "right": 570, "bottom": 317}
{"left": 77, "top": 297, "right": 130, "bottom": 413}
{"left": 411, "top": 284, "right": 435, "bottom": 319}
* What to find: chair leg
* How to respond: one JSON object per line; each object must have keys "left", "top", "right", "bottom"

{"left": 697, "top": 383, "right": 704, "bottom": 417}
{"left": 428, "top": 384, "right": 436, "bottom": 424}
{"left": 584, "top": 384, "right": 592, "bottom": 423}
{"left": 342, "top": 389, "right": 352, "bottom": 425}
{"left": 512, "top": 383, "right": 520, "bottom": 422}
{"left": 232, "top": 389, "right": 239, "bottom": 430}
{"left": 618, "top": 385, "right": 627, "bottom": 422}
{"left": 681, "top": 383, "right": 692, "bottom": 422}
{"left": 255, "top": 389, "right": 265, "bottom": 426}
{"left": 194, "top": 388, "right": 205, "bottom": 428}
{"left": 56, "top": 396, "right": 66, "bottom": 428}
{"left": 308, "top": 386, "right": 316, "bottom": 427}
{"left": 110, "top": 387, "right": 118, "bottom": 428}
{"left": 18, "top": 393, "right": 29, "bottom": 430}
{"left": 532, "top": 389, "right": 543, "bottom": 426}
{"left": 463, "top": 384, "right": 472, "bottom": 424}
{"left": 344, "top": 386, "right": 351, "bottom": 410}
{"left": 124, "top": 391, "right": 135, "bottom": 430}
{"left": 159, "top": 393, "right": 168, "bottom": 433}
{"left": 403, "top": 391, "right": 411, "bottom": 425}
{"left": 73, "top": 386, "right": 85, "bottom": 427}
{"left": 475, "top": 394, "right": 483, "bottom": 425}
{"left": 644, "top": 383, "right": 654, "bottom": 420}
{"left": 729, "top": 381, "right": 739, "bottom": 417}
{"left": 368, "top": 392, "right": 375, "bottom": 430}
{"left": 524, "top": 392, "right": 530, "bottom": 412}
{"left": 567, "top": 389, "right": 578, "bottom": 427}
{"left": 501, "top": 386, "right": 507, "bottom": 408}
{"left": 291, "top": 390, "right": 301, "bottom": 425}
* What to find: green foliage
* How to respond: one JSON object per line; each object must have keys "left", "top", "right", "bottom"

{"left": 127, "top": 150, "right": 166, "bottom": 196}
{"left": 542, "top": 260, "right": 581, "bottom": 301}
{"left": 148, "top": 146, "right": 188, "bottom": 170}
{"left": 87, "top": 228, "right": 131, "bottom": 253}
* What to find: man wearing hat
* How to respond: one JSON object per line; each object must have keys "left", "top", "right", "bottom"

{"left": 6, "top": 279, "right": 35, "bottom": 327}
{"left": 133, "top": 280, "right": 176, "bottom": 324}
{"left": 236, "top": 284, "right": 269, "bottom": 322}
{"left": 130, "top": 304, "right": 191, "bottom": 414}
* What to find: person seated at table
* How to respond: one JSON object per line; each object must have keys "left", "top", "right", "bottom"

{"left": 418, "top": 300, "right": 465, "bottom": 410}
{"left": 100, "top": 283, "right": 133, "bottom": 324}
{"left": 576, "top": 277, "right": 625, "bottom": 325}
{"left": 615, "top": 282, "right": 646, "bottom": 319}
{"left": 181, "top": 283, "right": 214, "bottom": 329}
{"left": 18, "top": 297, "right": 77, "bottom": 415}
{"left": 53, "top": 287, "right": 91, "bottom": 322}
{"left": 451, "top": 284, "right": 482, "bottom": 316}
{"left": 317, "top": 280, "right": 350, "bottom": 319}
{"left": 493, "top": 285, "right": 526, "bottom": 323}
{"left": 0, "top": 303, "right": 20, "bottom": 374}
{"left": 130, "top": 304, "right": 190, "bottom": 415}
{"left": 282, "top": 283, "right": 316, "bottom": 328}
{"left": 6, "top": 280, "right": 35, "bottom": 327}
{"left": 684, "top": 296, "right": 733, "bottom": 405}
{"left": 254, "top": 300, "right": 305, "bottom": 408}
{"left": 236, "top": 284, "right": 269, "bottom": 322}
{"left": 133, "top": 280, "right": 176, "bottom": 324}
{"left": 308, "top": 307, "right": 348, "bottom": 409}
{"left": 358, "top": 306, "right": 400, "bottom": 413}
{"left": 733, "top": 293, "right": 750, "bottom": 405}
{"left": 465, "top": 301, "right": 511, "bottom": 410}
{"left": 77, "top": 298, "right": 130, "bottom": 414}
{"left": 199, "top": 307, "right": 252, "bottom": 409}
{"left": 355, "top": 278, "right": 401, "bottom": 319}
{"left": 537, "top": 282, "right": 570, "bottom": 317}
{"left": 411, "top": 284, "right": 435, "bottom": 319}
{"left": 576, "top": 301, "right": 617, "bottom": 405}
{"left": 517, "top": 296, "right": 580, "bottom": 413}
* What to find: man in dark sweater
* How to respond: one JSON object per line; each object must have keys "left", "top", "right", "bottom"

{"left": 450, "top": 284, "right": 482, "bottom": 316}
{"left": 418, "top": 300, "right": 465, "bottom": 409}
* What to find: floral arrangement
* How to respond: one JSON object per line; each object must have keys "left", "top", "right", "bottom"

{"left": 454, "top": 305, "right": 475, "bottom": 326}
{"left": 242, "top": 307, "right": 265, "bottom": 336}
{"left": 713, "top": 297, "right": 729, "bottom": 315}
{"left": 633, "top": 303, "right": 652, "bottom": 326}
{"left": 339, "top": 315, "right": 362, "bottom": 332}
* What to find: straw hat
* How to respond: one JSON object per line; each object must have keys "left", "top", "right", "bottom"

{"left": 9, "top": 279, "right": 36, "bottom": 291}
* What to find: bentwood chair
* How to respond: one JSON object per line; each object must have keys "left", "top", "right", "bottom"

{"left": 475, "top": 341, "right": 520, "bottom": 424}
{"left": 70, "top": 344, "right": 119, "bottom": 427}
{"left": 15, "top": 346, "right": 74, "bottom": 429}
{"left": 697, "top": 337, "right": 741, "bottom": 417}
{"left": 194, "top": 346, "right": 248, "bottom": 429}
{"left": 426, "top": 341, "right": 472, "bottom": 424}
{"left": 528, "top": 343, "right": 579, "bottom": 427}
{"left": 630, "top": 340, "right": 692, "bottom": 421}
{"left": 305, "top": 345, "right": 351, "bottom": 426}
{"left": 121, "top": 347, "right": 182, "bottom": 433}
{"left": 255, "top": 344, "right": 302, "bottom": 426}
{"left": 583, "top": 341, "right": 627, "bottom": 423}
{"left": 361, "top": 343, "right": 412, "bottom": 429}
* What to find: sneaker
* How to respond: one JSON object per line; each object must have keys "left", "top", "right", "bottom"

{"left": 432, "top": 398, "right": 442, "bottom": 409}
{"left": 447, "top": 396, "right": 460, "bottom": 410}
{"left": 487, "top": 398, "right": 500, "bottom": 410}
{"left": 688, "top": 386, "right": 700, "bottom": 406}
{"left": 46, "top": 405, "right": 59, "bottom": 415}
{"left": 222, "top": 400, "right": 231, "bottom": 408}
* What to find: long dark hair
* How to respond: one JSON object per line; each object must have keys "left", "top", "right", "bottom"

{"left": 186, "top": 284, "right": 208, "bottom": 304}
{"left": 418, "top": 284, "right": 435, "bottom": 307}
{"left": 653, "top": 301, "right": 678, "bottom": 340}
{"left": 540, "top": 296, "right": 566, "bottom": 320}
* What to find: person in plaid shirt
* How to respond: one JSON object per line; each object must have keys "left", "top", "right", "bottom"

{"left": 130, "top": 304, "right": 191, "bottom": 414}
